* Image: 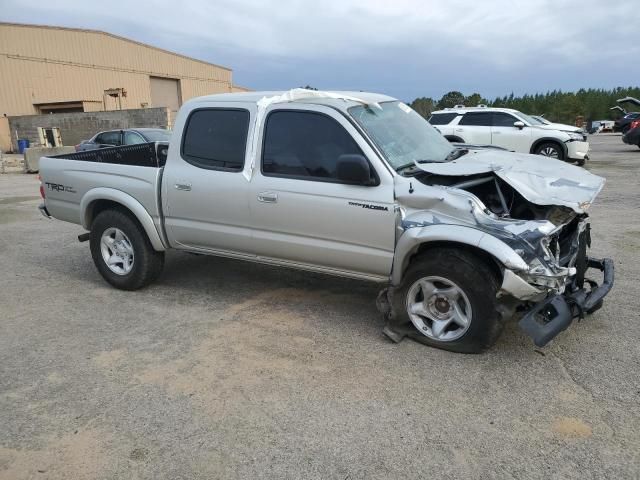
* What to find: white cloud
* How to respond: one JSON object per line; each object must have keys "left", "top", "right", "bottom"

{"left": 1, "top": 0, "right": 636, "bottom": 98}
{"left": 3, "top": 0, "right": 634, "bottom": 64}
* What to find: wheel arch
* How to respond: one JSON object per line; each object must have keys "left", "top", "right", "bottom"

{"left": 390, "top": 225, "right": 529, "bottom": 286}
{"left": 80, "top": 188, "right": 166, "bottom": 251}
{"left": 530, "top": 137, "right": 568, "bottom": 158}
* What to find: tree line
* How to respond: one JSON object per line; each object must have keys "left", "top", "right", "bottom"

{"left": 409, "top": 87, "right": 640, "bottom": 124}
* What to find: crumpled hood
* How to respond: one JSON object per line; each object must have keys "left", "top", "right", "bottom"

{"left": 415, "top": 149, "right": 605, "bottom": 213}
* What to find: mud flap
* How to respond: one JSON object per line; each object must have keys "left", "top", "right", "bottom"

{"left": 377, "top": 287, "right": 432, "bottom": 345}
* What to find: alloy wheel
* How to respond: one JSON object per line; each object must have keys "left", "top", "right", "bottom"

{"left": 100, "top": 227, "right": 135, "bottom": 275}
{"left": 406, "top": 276, "right": 473, "bottom": 341}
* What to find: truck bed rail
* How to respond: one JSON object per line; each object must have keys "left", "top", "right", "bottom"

{"left": 50, "top": 141, "right": 168, "bottom": 168}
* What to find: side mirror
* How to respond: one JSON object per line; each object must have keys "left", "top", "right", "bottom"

{"left": 336, "top": 154, "right": 374, "bottom": 185}
{"left": 513, "top": 121, "right": 525, "bottom": 129}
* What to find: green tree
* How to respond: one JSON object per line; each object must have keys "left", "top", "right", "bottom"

{"left": 436, "top": 91, "right": 465, "bottom": 109}
{"left": 410, "top": 97, "right": 435, "bottom": 118}
{"left": 464, "top": 93, "right": 485, "bottom": 106}
{"left": 413, "top": 87, "right": 640, "bottom": 124}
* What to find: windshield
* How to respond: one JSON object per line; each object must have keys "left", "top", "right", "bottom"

{"left": 513, "top": 111, "right": 544, "bottom": 125}
{"left": 142, "top": 129, "right": 172, "bottom": 142}
{"left": 529, "top": 115, "right": 549, "bottom": 125}
{"left": 348, "top": 101, "right": 454, "bottom": 169}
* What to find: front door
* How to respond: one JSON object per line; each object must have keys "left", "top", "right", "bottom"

{"left": 162, "top": 104, "right": 255, "bottom": 255}
{"left": 248, "top": 106, "right": 396, "bottom": 279}
{"left": 491, "top": 112, "right": 532, "bottom": 153}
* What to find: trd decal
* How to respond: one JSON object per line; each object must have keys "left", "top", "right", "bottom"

{"left": 348, "top": 201, "right": 389, "bottom": 211}
{"left": 45, "top": 182, "right": 76, "bottom": 194}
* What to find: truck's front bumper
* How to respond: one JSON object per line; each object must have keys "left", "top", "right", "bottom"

{"left": 518, "top": 257, "right": 614, "bottom": 347}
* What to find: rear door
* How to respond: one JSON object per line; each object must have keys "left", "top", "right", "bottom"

{"left": 454, "top": 112, "right": 492, "bottom": 144}
{"left": 490, "top": 112, "right": 531, "bottom": 152}
{"left": 162, "top": 103, "right": 255, "bottom": 255}
{"left": 428, "top": 112, "right": 459, "bottom": 137}
{"left": 248, "top": 105, "right": 395, "bottom": 279}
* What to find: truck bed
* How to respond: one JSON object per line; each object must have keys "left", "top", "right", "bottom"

{"left": 39, "top": 142, "right": 167, "bottom": 235}
{"left": 51, "top": 141, "right": 169, "bottom": 168}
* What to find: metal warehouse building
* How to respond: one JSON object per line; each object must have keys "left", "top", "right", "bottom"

{"left": 0, "top": 22, "right": 250, "bottom": 151}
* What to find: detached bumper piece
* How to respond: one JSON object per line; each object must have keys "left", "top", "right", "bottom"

{"left": 519, "top": 257, "right": 614, "bottom": 347}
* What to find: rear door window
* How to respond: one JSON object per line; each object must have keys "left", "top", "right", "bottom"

{"left": 124, "top": 131, "right": 146, "bottom": 145}
{"left": 428, "top": 113, "right": 458, "bottom": 125}
{"left": 458, "top": 112, "right": 492, "bottom": 126}
{"left": 181, "top": 109, "right": 250, "bottom": 171}
{"left": 97, "top": 131, "right": 121, "bottom": 146}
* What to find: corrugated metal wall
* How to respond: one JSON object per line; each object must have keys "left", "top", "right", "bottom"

{"left": 0, "top": 23, "right": 235, "bottom": 116}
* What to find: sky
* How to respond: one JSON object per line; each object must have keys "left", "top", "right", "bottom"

{"left": 2, "top": 0, "right": 637, "bottom": 102}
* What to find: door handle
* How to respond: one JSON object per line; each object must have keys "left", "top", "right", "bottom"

{"left": 174, "top": 182, "right": 192, "bottom": 191}
{"left": 257, "top": 191, "right": 278, "bottom": 203}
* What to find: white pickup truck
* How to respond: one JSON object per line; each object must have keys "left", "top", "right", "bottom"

{"left": 38, "top": 89, "right": 614, "bottom": 353}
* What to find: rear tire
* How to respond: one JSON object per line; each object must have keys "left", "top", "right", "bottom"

{"left": 576, "top": 157, "right": 586, "bottom": 166}
{"left": 392, "top": 248, "right": 503, "bottom": 353}
{"left": 534, "top": 142, "right": 565, "bottom": 160}
{"left": 90, "top": 209, "right": 164, "bottom": 290}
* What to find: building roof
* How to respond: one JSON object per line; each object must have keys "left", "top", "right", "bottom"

{"left": 0, "top": 22, "right": 232, "bottom": 72}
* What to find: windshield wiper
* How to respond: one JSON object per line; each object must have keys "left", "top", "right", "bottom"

{"left": 396, "top": 162, "right": 419, "bottom": 174}
{"left": 443, "top": 147, "right": 469, "bottom": 162}
{"left": 411, "top": 148, "right": 470, "bottom": 166}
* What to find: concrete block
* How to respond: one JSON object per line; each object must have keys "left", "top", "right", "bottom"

{"left": 23, "top": 146, "right": 75, "bottom": 173}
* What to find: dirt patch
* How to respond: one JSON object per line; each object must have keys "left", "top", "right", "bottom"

{"left": 0, "top": 207, "right": 25, "bottom": 225}
{"left": 135, "top": 288, "right": 338, "bottom": 403}
{"left": 0, "top": 428, "right": 112, "bottom": 480}
{"left": 0, "top": 196, "right": 40, "bottom": 205}
{"left": 93, "top": 349, "right": 126, "bottom": 370}
{"left": 551, "top": 417, "right": 592, "bottom": 439}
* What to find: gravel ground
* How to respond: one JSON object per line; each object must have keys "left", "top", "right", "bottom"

{"left": 1, "top": 134, "right": 638, "bottom": 479}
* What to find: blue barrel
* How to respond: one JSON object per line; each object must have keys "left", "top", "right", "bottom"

{"left": 17, "top": 139, "right": 30, "bottom": 154}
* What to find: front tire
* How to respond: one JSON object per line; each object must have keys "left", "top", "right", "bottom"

{"left": 392, "top": 248, "right": 503, "bottom": 353}
{"left": 534, "top": 142, "right": 565, "bottom": 160}
{"left": 90, "top": 209, "right": 164, "bottom": 290}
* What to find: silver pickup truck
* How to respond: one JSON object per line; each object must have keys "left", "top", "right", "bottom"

{"left": 39, "top": 89, "right": 614, "bottom": 353}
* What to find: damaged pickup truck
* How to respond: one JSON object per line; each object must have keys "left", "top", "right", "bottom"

{"left": 38, "top": 89, "right": 614, "bottom": 353}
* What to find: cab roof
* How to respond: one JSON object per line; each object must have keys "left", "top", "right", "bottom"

{"left": 188, "top": 90, "right": 396, "bottom": 108}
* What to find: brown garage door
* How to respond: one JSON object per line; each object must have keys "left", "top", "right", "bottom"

{"left": 150, "top": 77, "right": 181, "bottom": 112}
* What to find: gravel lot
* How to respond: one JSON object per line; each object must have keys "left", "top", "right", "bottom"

{"left": 1, "top": 134, "right": 638, "bottom": 479}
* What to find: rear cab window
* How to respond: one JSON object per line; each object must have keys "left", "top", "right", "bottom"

{"left": 181, "top": 109, "right": 250, "bottom": 171}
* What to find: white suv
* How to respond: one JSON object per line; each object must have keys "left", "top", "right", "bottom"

{"left": 429, "top": 106, "right": 589, "bottom": 165}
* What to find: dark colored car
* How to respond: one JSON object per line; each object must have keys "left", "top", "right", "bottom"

{"left": 622, "top": 120, "right": 640, "bottom": 148}
{"left": 613, "top": 112, "right": 640, "bottom": 134}
{"left": 76, "top": 128, "right": 171, "bottom": 151}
